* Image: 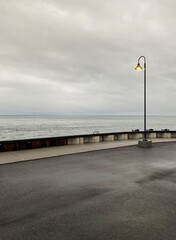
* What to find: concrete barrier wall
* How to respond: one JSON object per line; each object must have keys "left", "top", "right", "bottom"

{"left": 146, "top": 132, "right": 156, "bottom": 139}
{"left": 156, "top": 132, "right": 171, "bottom": 138}
{"left": 115, "top": 134, "right": 128, "bottom": 140}
{"left": 128, "top": 133, "right": 143, "bottom": 139}
{"left": 103, "top": 135, "right": 115, "bottom": 141}
{"left": 68, "top": 137, "right": 84, "bottom": 145}
{"left": 0, "top": 130, "right": 176, "bottom": 152}
{"left": 171, "top": 132, "right": 176, "bottom": 138}
{"left": 84, "top": 136, "right": 100, "bottom": 143}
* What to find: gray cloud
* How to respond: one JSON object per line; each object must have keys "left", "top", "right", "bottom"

{"left": 0, "top": 0, "right": 176, "bottom": 115}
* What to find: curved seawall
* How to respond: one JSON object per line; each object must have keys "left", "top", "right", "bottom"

{"left": 0, "top": 130, "right": 175, "bottom": 152}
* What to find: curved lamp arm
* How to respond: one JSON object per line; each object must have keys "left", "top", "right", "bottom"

{"left": 138, "top": 56, "right": 146, "bottom": 64}
{"left": 135, "top": 56, "right": 146, "bottom": 70}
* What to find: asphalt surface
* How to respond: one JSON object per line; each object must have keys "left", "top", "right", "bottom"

{"left": 1, "top": 138, "right": 176, "bottom": 165}
{"left": 1, "top": 142, "right": 176, "bottom": 240}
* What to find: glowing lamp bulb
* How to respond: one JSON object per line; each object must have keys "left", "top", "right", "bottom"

{"left": 135, "top": 63, "right": 142, "bottom": 71}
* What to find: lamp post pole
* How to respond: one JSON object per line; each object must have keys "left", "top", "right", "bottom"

{"left": 143, "top": 57, "right": 147, "bottom": 141}
{"left": 135, "top": 56, "right": 147, "bottom": 141}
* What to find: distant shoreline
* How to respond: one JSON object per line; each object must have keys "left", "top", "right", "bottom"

{"left": 0, "top": 115, "right": 176, "bottom": 118}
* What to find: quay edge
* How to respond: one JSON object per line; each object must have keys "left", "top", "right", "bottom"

{"left": 0, "top": 130, "right": 175, "bottom": 152}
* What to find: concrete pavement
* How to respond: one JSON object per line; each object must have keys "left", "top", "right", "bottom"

{"left": 0, "top": 138, "right": 176, "bottom": 164}
{"left": 1, "top": 142, "right": 176, "bottom": 239}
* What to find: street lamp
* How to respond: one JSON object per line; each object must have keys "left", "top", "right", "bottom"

{"left": 135, "top": 56, "right": 152, "bottom": 148}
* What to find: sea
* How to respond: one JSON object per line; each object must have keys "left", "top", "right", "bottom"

{"left": 0, "top": 115, "right": 175, "bottom": 141}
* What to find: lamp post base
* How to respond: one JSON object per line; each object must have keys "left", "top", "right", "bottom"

{"left": 138, "top": 139, "right": 152, "bottom": 148}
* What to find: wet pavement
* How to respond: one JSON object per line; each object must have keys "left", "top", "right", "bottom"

{"left": 1, "top": 142, "right": 176, "bottom": 240}
{"left": 1, "top": 138, "right": 176, "bottom": 165}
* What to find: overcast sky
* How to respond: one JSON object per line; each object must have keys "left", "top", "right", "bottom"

{"left": 0, "top": 0, "right": 176, "bottom": 115}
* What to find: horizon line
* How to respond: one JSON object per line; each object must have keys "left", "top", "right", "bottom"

{"left": 0, "top": 114, "right": 176, "bottom": 117}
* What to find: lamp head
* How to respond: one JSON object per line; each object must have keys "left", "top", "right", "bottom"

{"left": 135, "top": 63, "right": 142, "bottom": 71}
